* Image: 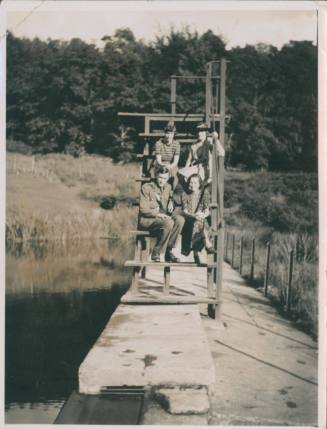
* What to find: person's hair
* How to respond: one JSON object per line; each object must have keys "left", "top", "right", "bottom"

{"left": 187, "top": 173, "right": 203, "bottom": 188}
{"left": 164, "top": 121, "right": 176, "bottom": 133}
{"left": 156, "top": 165, "right": 170, "bottom": 176}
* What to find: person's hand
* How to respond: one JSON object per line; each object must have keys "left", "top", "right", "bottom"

{"left": 195, "top": 212, "right": 205, "bottom": 221}
{"left": 157, "top": 213, "right": 170, "bottom": 219}
{"left": 167, "top": 199, "right": 174, "bottom": 214}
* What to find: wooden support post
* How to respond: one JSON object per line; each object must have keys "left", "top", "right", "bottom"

{"left": 144, "top": 117, "right": 150, "bottom": 134}
{"left": 219, "top": 59, "right": 227, "bottom": 146}
{"left": 250, "top": 238, "right": 256, "bottom": 280}
{"left": 286, "top": 250, "right": 294, "bottom": 312}
{"left": 170, "top": 78, "right": 176, "bottom": 115}
{"left": 210, "top": 110, "right": 219, "bottom": 298}
{"left": 215, "top": 153, "right": 225, "bottom": 320}
{"left": 210, "top": 58, "right": 227, "bottom": 321}
{"left": 205, "top": 62, "right": 212, "bottom": 126}
{"left": 142, "top": 141, "right": 150, "bottom": 177}
{"left": 131, "top": 267, "right": 140, "bottom": 295}
{"left": 264, "top": 241, "right": 271, "bottom": 296}
{"left": 141, "top": 237, "right": 151, "bottom": 278}
{"left": 164, "top": 266, "right": 170, "bottom": 295}
{"left": 215, "top": 79, "right": 219, "bottom": 122}
{"left": 134, "top": 238, "right": 142, "bottom": 261}
{"left": 239, "top": 236, "right": 244, "bottom": 275}
{"left": 231, "top": 234, "right": 235, "bottom": 268}
{"left": 224, "top": 232, "right": 229, "bottom": 261}
{"left": 207, "top": 267, "right": 214, "bottom": 297}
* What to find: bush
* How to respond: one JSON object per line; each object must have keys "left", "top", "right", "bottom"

{"left": 225, "top": 172, "right": 318, "bottom": 233}
{"left": 6, "top": 140, "right": 33, "bottom": 155}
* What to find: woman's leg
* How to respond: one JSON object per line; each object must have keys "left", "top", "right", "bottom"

{"left": 191, "top": 220, "right": 206, "bottom": 252}
{"left": 181, "top": 218, "right": 193, "bottom": 256}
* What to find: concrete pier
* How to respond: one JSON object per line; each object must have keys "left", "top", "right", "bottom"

{"left": 78, "top": 261, "right": 318, "bottom": 425}
{"left": 79, "top": 304, "right": 215, "bottom": 394}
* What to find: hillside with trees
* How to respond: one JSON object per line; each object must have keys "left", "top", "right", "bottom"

{"left": 6, "top": 29, "right": 317, "bottom": 171}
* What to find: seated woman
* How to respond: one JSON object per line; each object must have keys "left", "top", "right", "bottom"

{"left": 180, "top": 173, "right": 215, "bottom": 264}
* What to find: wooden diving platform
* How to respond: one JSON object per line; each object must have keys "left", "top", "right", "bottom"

{"left": 122, "top": 256, "right": 218, "bottom": 304}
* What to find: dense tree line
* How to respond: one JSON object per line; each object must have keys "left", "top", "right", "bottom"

{"left": 6, "top": 29, "right": 317, "bottom": 170}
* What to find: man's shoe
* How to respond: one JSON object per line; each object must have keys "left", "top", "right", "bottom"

{"left": 151, "top": 250, "right": 161, "bottom": 262}
{"left": 165, "top": 249, "right": 180, "bottom": 263}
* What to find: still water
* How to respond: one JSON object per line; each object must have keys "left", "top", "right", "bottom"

{"left": 5, "top": 238, "right": 133, "bottom": 424}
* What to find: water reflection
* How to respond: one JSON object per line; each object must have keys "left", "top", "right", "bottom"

{"left": 5, "top": 238, "right": 133, "bottom": 415}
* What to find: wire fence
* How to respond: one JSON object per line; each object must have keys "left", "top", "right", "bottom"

{"left": 223, "top": 230, "right": 318, "bottom": 333}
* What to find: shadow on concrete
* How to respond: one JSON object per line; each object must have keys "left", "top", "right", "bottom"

{"left": 221, "top": 314, "right": 317, "bottom": 350}
{"left": 214, "top": 340, "right": 317, "bottom": 386}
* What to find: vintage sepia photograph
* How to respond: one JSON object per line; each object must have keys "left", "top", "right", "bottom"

{"left": 1, "top": 0, "right": 325, "bottom": 427}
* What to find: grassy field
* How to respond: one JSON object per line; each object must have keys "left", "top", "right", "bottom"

{"left": 6, "top": 153, "right": 140, "bottom": 241}
{"left": 6, "top": 152, "right": 318, "bottom": 334}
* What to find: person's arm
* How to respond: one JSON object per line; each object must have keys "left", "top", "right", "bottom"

{"left": 155, "top": 140, "right": 164, "bottom": 166}
{"left": 156, "top": 154, "right": 164, "bottom": 166}
{"left": 170, "top": 141, "right": 180, "bottom": 169}
{"left": 195, "top": 190, "right": 210, "bottom": 219}
{"left": 212, "top": 131, "right": 225, "bottom": 157}
{"left": 171, "top": 154, "right": 179, "bottom": 168}
{"left": 181, "top": 193, "right": 196, "bottom": 219}
{"left": 184, "top": 149, "right": 192, "bottom": 167}
{"left": 140, "top": 185, "right": 160, "bottom": 218}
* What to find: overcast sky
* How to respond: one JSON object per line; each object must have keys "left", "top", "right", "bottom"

{"left": 6, "top": 2, "right": 317, "bottom": 50}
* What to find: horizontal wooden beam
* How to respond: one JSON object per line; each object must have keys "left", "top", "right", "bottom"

{"left": 118, "top": 112, "right": 221, "bottom": 119}
{"left": 147, "top": 116, "right": 222, "bottom": 123}
{"left": 141, "top": 132, "right": 193, "bottom": 137}
{"left": 139, "top": 132, "right": 192, "bottom": 137}
{"left": 170, "top": 75, "right": 220, "bottom": 80}
{"left": 139, "top": 134, "right": 198, "bottom": 143}
{"left": 128, "top": 230, "right": 150, "bottom": 236}
{"left": 121, "top": 294, "right": 220, "bottom": 304}
{"left": 135, "top": 178, "right": 151, "bottom": 182}
{"left": 125, "top": 260, "right": 214, "bottom": 268}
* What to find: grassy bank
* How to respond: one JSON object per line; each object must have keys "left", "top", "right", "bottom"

{"left": 6, "top": 153, "right": 140, "bottom": 241}
{"left": 223, "top": 170, "right": 318, "bottom": 336}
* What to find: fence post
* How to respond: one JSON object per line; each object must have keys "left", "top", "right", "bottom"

{"left": 264, "top": 241, "right": 271, "bottom": 296}
{"left": 239, "top": 236, "right": 244, "bottom": 275}
{"left": 250, "top": 238, "right": 255, "bottom": 280}
{"left": 231, "top": 234, "right": 235, "bottom": 268}
{"left": 286, "top": 250, "right": 294, "bottom": 312}
{"left": 224, "top": 232, "right": 229, "bottom": 261}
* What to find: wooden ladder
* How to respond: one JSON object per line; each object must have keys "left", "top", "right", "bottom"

{"left": 119, "top": 59, "right": 227, "bottom": 319}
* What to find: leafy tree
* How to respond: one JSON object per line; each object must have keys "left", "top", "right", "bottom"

{"left": 6, "top": 30, "right": 317, "bottom": 170}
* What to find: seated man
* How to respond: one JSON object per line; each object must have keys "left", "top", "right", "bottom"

{"left": 139, "top": 166, "right": 184, "bottom": 262}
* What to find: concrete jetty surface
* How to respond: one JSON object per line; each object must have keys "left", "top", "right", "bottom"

{"left": 79, "top": 261, "right": 318, "bottom": 425}
{"left": 204, "top": 263, "right": 318, "bottom": 426}
{"left": 79, "top": 304, "right": 215, "bottom": 392}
